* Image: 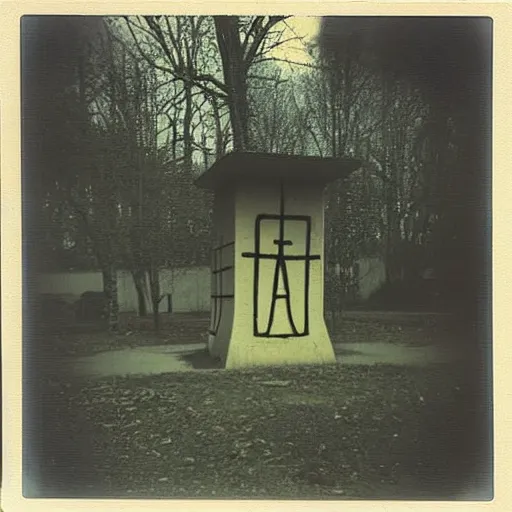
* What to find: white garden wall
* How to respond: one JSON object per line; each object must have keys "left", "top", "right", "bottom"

{"left": 37, "top": 267, "right": 211, "bottom": 313}
{"left": 37, "top": 259, "right": 383, "bottom": 314}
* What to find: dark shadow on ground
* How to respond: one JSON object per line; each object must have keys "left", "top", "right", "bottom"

{"left": 179, "top": 348, "right": 225, "bottom": 369}
{"left": 179, "top": 347, "right": 364, "bottom": 369}
{"left": 334, "top": 348, "right": 363, "bottom": 356}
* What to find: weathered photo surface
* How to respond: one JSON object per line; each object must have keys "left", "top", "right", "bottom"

{"left": 21, "top": 15, "right": 492, "bottom": 500}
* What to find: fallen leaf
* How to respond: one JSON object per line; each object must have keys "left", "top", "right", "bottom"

{"left": 259, "top": 380, "right": 291, "bottom": 387}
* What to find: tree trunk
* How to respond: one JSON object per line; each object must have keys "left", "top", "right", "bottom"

{"left": 102, "top": 265, "right": 119, "bottom": 332}
{"left": 211, "top": 95, "right": 224, "bottom": 160}
{"left": 330, "top": 81, "right": 337, "bottom": 157}
{"left": 131, "top": 269, "right": 147, "bottom": 317}
{"left": 384, "top": 212, "right": 403, "bottom": 285}
{"left": 148, "top": 267, "right": 160, "bottom": 332}
{"left": 183, "top": 80, "right": 194, "bottom": 172}
{"left": 214, "top": 16, "right": 250, "bottom": 151}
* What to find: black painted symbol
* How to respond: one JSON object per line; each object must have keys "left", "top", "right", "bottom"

{"left": 209, "top": 239, "right": 234, "bottom": 337}
{"left": 242, "top": 182, "right": 320, "bottom": 338}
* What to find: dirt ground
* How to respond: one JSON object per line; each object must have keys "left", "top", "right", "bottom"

{"left": 26, "top": 310, "right": 491, "bottom": 500}
{"left": 27, "top": 361, "right": 491, "bottom": 500}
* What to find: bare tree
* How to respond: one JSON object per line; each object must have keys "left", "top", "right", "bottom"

{"left": 123, "top": 15, "right": 291, "bottom": 152}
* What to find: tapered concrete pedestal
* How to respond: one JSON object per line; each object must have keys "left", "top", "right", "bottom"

{"left": 196, "top": 152, "right": 360, "bottom": 369}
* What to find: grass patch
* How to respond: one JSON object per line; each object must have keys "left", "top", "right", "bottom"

{"left": 29, "top": 362, "right": 490, "bottom": 500}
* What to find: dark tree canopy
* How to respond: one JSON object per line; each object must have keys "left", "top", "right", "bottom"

{"left": 318, "top": 18, "right": 492, "bottom": 489}
{"left": 320, "top": 16, "right": 492, "bottom": 320}
{"left": 319, "top": 17, "right": 492, "bottom": 117}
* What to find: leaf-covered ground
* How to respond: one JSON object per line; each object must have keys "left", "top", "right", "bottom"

{"left": 30, "top": 361, "right": 491, "bottom": 500}
{"left": 43, "top": 313, "right": 210, "bottom": 357}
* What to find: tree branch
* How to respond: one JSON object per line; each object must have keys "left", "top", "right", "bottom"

{"left": 127, "top": 16, "right": 228, "bottom": 99}
{"left": 254, "top": 56, "right": 324, "bottom": 70}
{"left": 122, "top": 20, "right": 175, "bottom": 76}
{"left": 243, "top": 16, "right": 288, "bottom": 71}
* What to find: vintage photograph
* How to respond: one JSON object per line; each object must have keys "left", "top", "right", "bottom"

{"left": 21, "top": 15, "right": 492, "bottom": 500}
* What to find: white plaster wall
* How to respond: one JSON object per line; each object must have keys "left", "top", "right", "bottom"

{"left": 36, "top": 272, "right": 103, "bottom": 303}
{"left": 227, "top": 179, "right": 336, "bottom": 368}
{"left": 208, "top": 187, "right": 236, "bottom": 359}
{"left": 35, "top": 257, "right": 383, "bottom": 318}
{"left": 37, "top": 267, "right": 211, "bottom": 313}
{"left": 163, "top": 267, "right": 211, "bottom": 313}
{"left": 117, "top": 270, "right": 138, "bottom": 312}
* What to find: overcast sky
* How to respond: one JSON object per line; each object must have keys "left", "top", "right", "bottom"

{"left": 270, "top": 16, "right": 321, "bottom": 68}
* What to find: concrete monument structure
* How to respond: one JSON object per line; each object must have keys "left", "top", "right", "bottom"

{"left": 196, "top": 152, "right": 361, "bottom": 368}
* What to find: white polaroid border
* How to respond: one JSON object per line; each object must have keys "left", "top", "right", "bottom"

{"left": 2, "top": 2, "right": 511, "bottom": 512}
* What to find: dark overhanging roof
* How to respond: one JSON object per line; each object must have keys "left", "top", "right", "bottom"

{"left": 195, "top": 152, "right": 362, "bottom": 190}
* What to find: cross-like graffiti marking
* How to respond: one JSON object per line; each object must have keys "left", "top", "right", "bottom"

{"left": 209, "top": 239, "right": 234, "bottom": 336}
{"left": 242, "top": 182, "right": 321, "bottom": 338}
